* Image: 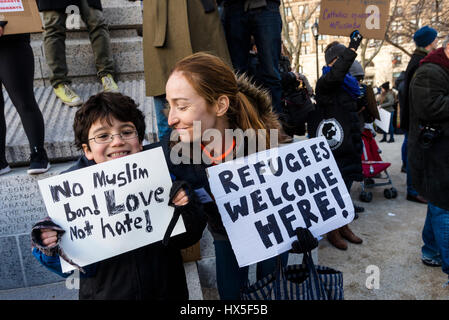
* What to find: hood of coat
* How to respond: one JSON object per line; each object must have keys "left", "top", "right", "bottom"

{"left": 235, "top": 74, "right": 282, "bottom": 131}
{"left": 420, "top": 47, "right": 449, "bottom": 72}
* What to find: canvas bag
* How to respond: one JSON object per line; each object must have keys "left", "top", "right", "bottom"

{"left": 241, "top": 251, "right": 344, "bottom": 300}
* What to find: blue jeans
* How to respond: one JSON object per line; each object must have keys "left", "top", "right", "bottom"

{"left": 422, "top": 203, "right": 449, "bottom": 276}
{"left": 214, "top": 239, "right": 289, "bottom": 300}
{"left": 153, "top": 95, "right": 171, "bottom": 140}
{"left": 382, "top": 110, "right": 394, "bottom": 141}
{"left": 222, "top": 1, "right": 283, "bottom": 115}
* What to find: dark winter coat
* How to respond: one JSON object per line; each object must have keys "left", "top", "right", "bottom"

{"left": 401, "top": 47, "right": 428, "bottom": 132}
{"left": 33, "top": 144, "right": 207, "bottom": 300}
{"left": 36, "top": 0, "right": 102, "bottom": 12}
{"left": 308, "top": 48, "right": 363, "bottom": 183}
{"left": 408, "top": 47, "right": 449, "bottom": 210}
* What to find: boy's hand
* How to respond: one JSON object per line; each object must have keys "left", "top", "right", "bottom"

{"left": 40, "top": 228, "right": 58, "bottom": 247}
{"left": 171, "top": 189, "right": 189, "bottom": 206}
{"left": 348, "top": 30, "right": 363, "bottom": 51}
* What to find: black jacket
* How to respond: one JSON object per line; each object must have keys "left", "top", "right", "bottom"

{"left": 408, "top": 48, "right": 449, "bottom": 210}
{"left": 36, "top": 0, "right": 102, "bottom": 11}
{"left": 62, "top": 144, "right": 206, "bottom": 300}
{"left": 308, "top": 48, "right": 363, "bottom": 182}
{"left": 401, "top": 48, "right": 428, "bottom": 132}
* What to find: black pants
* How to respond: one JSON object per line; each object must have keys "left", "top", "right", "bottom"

{"left": 0, "top": 39, "right": 45, "bottom": 166}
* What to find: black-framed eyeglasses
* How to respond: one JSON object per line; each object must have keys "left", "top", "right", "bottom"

{"left": 88, "top": 130, "right": 138, "bottom": 144}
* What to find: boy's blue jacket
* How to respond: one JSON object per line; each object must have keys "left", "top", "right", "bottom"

{"left": 32, "top": 143, "right": 207, "bottom": 300}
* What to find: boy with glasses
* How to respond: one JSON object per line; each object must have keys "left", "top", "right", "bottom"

{"left": 31, "top": 92, "right": 206, "bottom": 299}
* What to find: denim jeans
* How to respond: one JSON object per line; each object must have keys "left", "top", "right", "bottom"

{"left": 382, "top": 110, "right": 394, "bottom": 141}
{"left": 222, "top": 1, "right": 283, "bottom": 115}
{"left": 42, "top": 0, "right": 114, "bottom": 87}
{"left": 214, "top": 239, "right": 289, "bottom": 300}
{"left": 422, "top": 203, "right": 449, "bottom": 276}
{"left": 153, "top": 95, "right": 171, "bottom": 140}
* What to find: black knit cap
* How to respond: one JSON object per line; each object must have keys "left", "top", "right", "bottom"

{"left": 325, "top": 43, "right": 346, "bottom": 65}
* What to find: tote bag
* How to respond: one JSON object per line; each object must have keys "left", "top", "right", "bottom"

{"left": 241, "top": 251, "right": 344, "bottom": 300}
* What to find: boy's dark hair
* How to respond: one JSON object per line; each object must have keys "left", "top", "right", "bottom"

{"left": 73, "top": 92, "right": 146, "bottom": 150}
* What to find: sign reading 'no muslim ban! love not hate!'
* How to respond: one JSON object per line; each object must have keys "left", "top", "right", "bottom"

{"left": 38, "top": 147, "right": 185, "bottom": 273}
{"left": 207, "top": 137, "right": 354, "bottom": 268}
{"left": 319, "top": 0, "right": 391, "bottom": 40}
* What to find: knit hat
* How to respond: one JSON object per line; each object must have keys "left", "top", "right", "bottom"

{"left": 413, "top": 26, "right": 438, "bottom": 48}
{"left": 349, "top": 60, "right": 365, "bottom": 77}
{"left": 325, "top": 43, "right": 346, "bottom": 65}
{"left": 381, "top": 81, "right": 390, "bottom": 90}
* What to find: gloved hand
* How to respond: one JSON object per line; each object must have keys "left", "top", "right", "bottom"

{"left": 348, "top": 30, "right": 363, "bottom": 51}
{"left": 290, "top": 227, "right": 318, "bottom": 254}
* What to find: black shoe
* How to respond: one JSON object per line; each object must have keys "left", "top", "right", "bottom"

{"left": 387, "top": 138, "right": 395, "bottom": 143}
{"left": 379, "top": 137, "right": 387, "bottom": 142}
{"left": 401, "top": 165, "right": 406, "bottom": 173}
{"left": 406, "top": 194, "right": 428, "bottom": 204}
{"left": 354, "top": 205, "right": 365, "bottom": 213}
{"left": 28, "top": 146, "right": 51, "bottom": 175}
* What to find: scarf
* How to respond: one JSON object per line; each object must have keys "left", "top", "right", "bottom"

{"left": 322, "top": 66, "right": 361, "bottom": 100}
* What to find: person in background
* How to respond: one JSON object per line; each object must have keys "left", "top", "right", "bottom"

{"left": 0, "top": 21, "right": 50, "bottom": 175}
{"left": 378, "top": 81, "right": 396, "bottom": 143}
{"left": 400, "top": 26, "right": 438, "bottom": 204}
{"left": 308, "top": 31, "right": 364, "bottom": 250}
{"left": 408, "top": 36, "right": 449, "bottom": 279}
{"left": 221, "top": 0, "right": 283, "bottom": 116}
{"left": 36, "top": 0, "right": 119, "bottom": 107}
{"left": 142, "top": 0, "right": 230, "bottom": 141}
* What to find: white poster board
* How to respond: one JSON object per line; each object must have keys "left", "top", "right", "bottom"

{"left": 375, "top": 107, "right": 391, "bottom": 133}
{"left": 0, "top": 0, "right": 24, "bottom": 12}
{"left": 206, "top": 137, "right": 354, "bottom": 267}
{"left": 38, "top": 147, "right": 185, "bottom": 273}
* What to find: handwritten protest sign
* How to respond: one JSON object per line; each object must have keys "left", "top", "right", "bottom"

{"left": 375, "top": 107, "right": 391, "bottom": 132}
{"left": 38, "top": 147, "right": 185, "bottom": 273}
{"left": 0, "top": 0, "right": 42, "bottom": 35}
{"left": 207, "top": 137, "right": 354, "bottom": 267}
{"left": 319, "top": 0, "right": 391, "bottom": 40}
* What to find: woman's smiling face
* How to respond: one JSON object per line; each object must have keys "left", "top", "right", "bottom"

{"left": 82, "top": 116, "right": 142, "bottom": 164}
{"left": 166, "top": 71, "right": 218, "bottom": 143}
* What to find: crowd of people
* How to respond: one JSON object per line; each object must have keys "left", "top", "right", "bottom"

{"left": 0, "top": 0, "right": 448, "bottom": 300}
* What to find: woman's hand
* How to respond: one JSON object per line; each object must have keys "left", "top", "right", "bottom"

{"left": 40, "top": 228, "right": 58, "bottom": 247}
{"left": 171, "top": 188, "right": 189, "bottom": 206}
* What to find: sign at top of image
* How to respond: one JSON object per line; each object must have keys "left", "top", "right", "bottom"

{"left": 319, "top": 0, "right": 391, "bottom": 40}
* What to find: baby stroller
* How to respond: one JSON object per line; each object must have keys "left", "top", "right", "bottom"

{"left": 359, "top": 128, "right": 397, "bottom": 202}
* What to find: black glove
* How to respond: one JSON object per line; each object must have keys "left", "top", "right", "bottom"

{"left": 0, "top": 21, "right": 8, "bottom": 28}
{"left": 348, "top": 30, "right": 363, "bottom": 51}
{"left": 290, "top": 227, "right": 318, "bottom": 254}
{"left": 163, "top": 180, "right": 207, "bottom": 247}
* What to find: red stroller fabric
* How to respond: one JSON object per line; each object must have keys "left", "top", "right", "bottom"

{"left": 361, "top": 129, "right": 391, "bottom": 178}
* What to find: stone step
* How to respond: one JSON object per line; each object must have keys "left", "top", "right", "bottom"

{"left": 0, "top": 162, "right": 203, "bottom": 300}
{"left": 4, "top": 80, "right": 157, "bottom": 166}
{"left": 30, "top": 36, "right": 143, "bottom": 83}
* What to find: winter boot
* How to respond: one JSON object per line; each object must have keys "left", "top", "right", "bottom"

{"left": 327, "top": 229, "right": 348, "bottom": 250}
{"left": 339, "top": 225, "right": 363, "bottom": 244}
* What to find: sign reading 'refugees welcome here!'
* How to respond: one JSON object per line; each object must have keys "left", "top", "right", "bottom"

{"left": 38, "top": 147, "right": 185, "bottom": 273}
{"left": 319, "top": 0, "right": 391, "bottom": 40}
{"left": 207, "top": 137, "right": 355, "bottom": 268}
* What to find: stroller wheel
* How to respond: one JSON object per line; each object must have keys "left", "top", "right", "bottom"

{"left": 360, "top": 191, "right": 373, "bottom": 202}
{"left": 384, "top": 188, "right": 393, "bottom": 199}
{"left": 390, "top": 187, "right": 398, "bottom": 198}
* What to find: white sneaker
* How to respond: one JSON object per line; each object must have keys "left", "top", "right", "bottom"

{"left": 0, "top": 165, "right": 11, "bottom": 175}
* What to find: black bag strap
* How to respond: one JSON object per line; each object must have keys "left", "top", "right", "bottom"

{"left": 302, "top": 250, "right": 328, "bottom": 299}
